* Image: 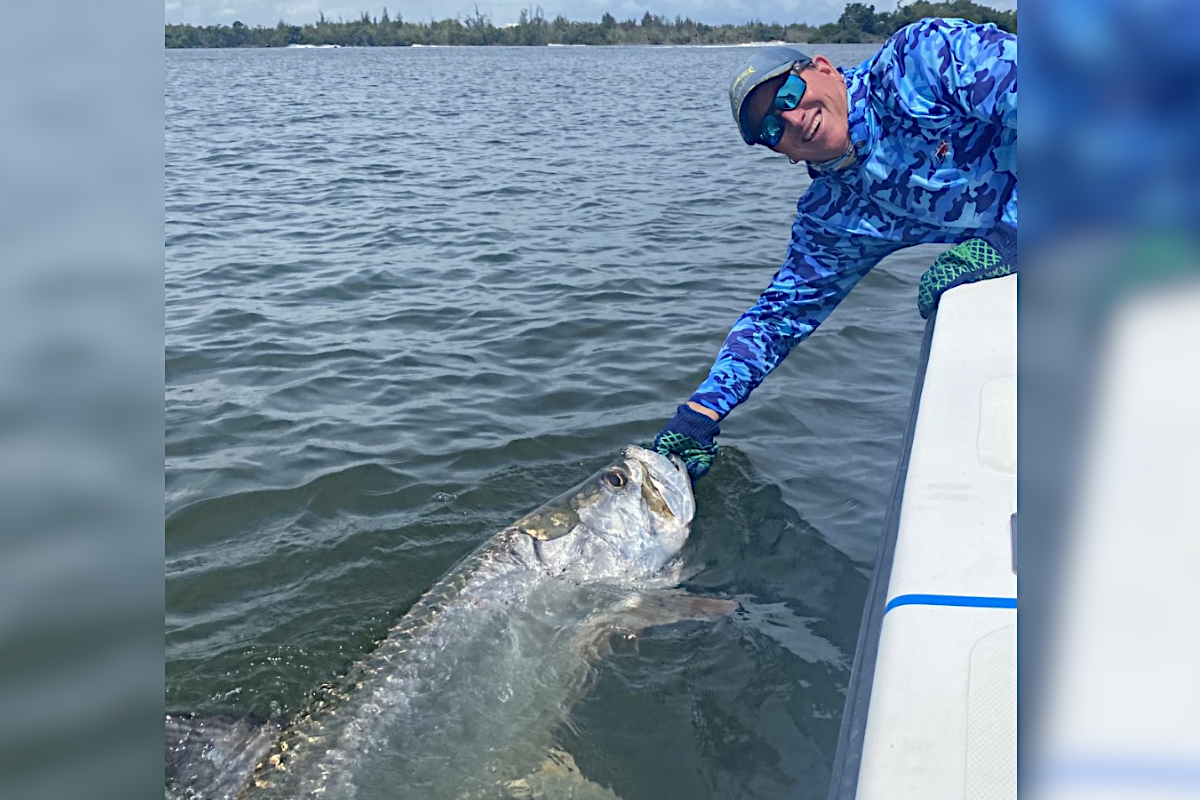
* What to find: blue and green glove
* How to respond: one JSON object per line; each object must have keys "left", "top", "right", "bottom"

{"left": 918, "top": 223, "right": 1017, "bottom": 319}
{"left": 654, "top": 404, "right": 721, "bottom": 481}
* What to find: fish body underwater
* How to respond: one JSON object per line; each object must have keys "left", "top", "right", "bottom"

{"left": 166, "top": 445, "right": 735, "bottom": 800}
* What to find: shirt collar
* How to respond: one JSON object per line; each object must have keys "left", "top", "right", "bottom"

{"left": 807, "top": 66, "right": 876, "bottom": 176}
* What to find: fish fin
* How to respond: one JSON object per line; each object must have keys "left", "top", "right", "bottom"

{"left": 610, "top": 590, "right": 739, "bottom": 631}
{"left": 577, "top": 591, "right": 735, "bottom": 661}
{"left": 165, "top": 713, "right": 279, "bottom": 800}
{"left": 504, "top": 748, "right": 626, "bottom": 800}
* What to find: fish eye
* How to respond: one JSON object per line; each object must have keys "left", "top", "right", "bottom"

{"left": 601, "top": 469, "right": 627, "bottom": 489}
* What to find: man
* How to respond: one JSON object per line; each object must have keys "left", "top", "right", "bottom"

{"left": 654, "top": 18, "right": 1017, "bottom": 479}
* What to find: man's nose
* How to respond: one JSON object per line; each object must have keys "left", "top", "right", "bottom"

{"left": 778, "top": 106, "right": 805, "bottom": 129}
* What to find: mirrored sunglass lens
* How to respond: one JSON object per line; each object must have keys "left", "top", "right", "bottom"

{"left": 761, "top": 116, "right": 784, "bottom": 146}
{"left": 773, "top": 74, "right": 807, "bottom": 111}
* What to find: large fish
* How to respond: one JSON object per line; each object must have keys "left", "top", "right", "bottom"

{"left": 167, "top": 445, "right": 735, "bottom": 800}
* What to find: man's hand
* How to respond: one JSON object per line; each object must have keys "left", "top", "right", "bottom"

{"left": 654, "top": 404, "right": 721, "bottom": 481}
{"left": 918, "top": 223, "right": 1017, "bottom": 318}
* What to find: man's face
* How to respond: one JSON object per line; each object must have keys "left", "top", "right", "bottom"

{"left": 746, "top": 56, "right": 851, "bottom": 163}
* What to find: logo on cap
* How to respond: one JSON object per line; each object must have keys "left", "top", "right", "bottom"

{"left": 732, "top": 66, "right": 757, "bottom": 97}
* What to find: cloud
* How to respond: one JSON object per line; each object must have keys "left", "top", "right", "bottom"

{"left": 281, "top": 0, "right": 321, "bottom": 19}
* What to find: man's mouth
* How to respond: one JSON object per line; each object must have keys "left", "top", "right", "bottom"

{"left": 803, "top": 111, "right": 822, "bottom": 143}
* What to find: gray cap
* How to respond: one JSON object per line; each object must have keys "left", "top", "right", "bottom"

{"left": 729, "top": 46, "right": 812, "bottom": 144}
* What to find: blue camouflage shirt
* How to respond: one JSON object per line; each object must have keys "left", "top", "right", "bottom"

{"left": 691, "top": 18, "right": 1017, "bottom": 419}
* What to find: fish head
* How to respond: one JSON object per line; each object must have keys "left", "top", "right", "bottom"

{"left": 508, "top": 445, "right": 695, "bottom": 583}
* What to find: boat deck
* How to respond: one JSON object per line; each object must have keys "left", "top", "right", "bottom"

{"left": 829, "top": 274, "right": 1017, "bottom": 800}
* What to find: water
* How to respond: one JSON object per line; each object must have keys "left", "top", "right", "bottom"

{"left": 166, "top": 43, "right": 937, "bottom": 799}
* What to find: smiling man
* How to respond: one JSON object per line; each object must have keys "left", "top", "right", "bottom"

{"left": 739, "top": 55, "right": 851, "bottom": 165}
{"left": 654, "top": 18, "right": 1017, "bottom": 480}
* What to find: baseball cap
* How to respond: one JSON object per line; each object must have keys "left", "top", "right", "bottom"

{"left": 729, "top": 46, "right": 813, "bottom": 144}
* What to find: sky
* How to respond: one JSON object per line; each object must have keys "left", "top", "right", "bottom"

{"left": 165, "top": 0, "right": 1016, "bottom": 30}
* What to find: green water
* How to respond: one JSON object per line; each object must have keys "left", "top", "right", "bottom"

{"left": 166, "top": 43, "right": 936, "bottom": 799}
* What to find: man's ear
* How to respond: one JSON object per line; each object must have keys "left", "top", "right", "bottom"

{"left": 812, "top": 55, "right": 836, "bottom": 72}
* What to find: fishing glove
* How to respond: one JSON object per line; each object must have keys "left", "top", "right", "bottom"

{"left": 918, "top": 223, "right": 1017, "bottom": 319}
{"left": 654, "top": 404, "right": 721, "bottom": 481}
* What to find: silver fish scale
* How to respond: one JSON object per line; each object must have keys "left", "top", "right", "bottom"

{"left": 174, "top": 446, "right": 697, "bottom": 800}
{"left": 250, "top": 529, "right": 593, "bottom": 799}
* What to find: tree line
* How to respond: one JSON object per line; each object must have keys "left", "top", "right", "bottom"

{"left": 165, "top": 1, "right": 1015, "bottom": 49}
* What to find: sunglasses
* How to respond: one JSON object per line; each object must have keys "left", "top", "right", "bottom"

{"left": 756, "top": 69, "right": 808, "bottom": 148}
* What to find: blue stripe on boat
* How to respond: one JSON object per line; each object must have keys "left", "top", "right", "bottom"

{"left": 884, "top": 594, "right": 1017, "bottom": 615}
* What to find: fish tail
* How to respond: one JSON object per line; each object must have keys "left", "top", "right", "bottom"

{"left": 165, "top": 712, "right": 279, "bottom": 799}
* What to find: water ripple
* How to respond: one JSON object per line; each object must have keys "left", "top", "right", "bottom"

{"left": 168, "top": 43, "right": 922, "bottom": 800}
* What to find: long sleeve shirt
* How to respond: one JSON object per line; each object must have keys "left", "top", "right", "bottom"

{"left": 690, "top": 18, "right": 1017, "bottom": 419}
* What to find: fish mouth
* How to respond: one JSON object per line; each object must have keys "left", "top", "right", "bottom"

{"left": 624, "top": 445, "right": 695, "bottom": 525}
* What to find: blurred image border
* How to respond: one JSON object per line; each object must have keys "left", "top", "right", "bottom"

{"left": 1021, "top": 0, "right": 1200, "bottom": 796}
{"left": 0, "top": 0, "right": 164, "bottom": 797}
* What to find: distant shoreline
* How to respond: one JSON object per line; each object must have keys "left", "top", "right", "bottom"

{"left": 166, "top": 2, "right": 1015, "bottom": 49}
{"left": 169, "top": 41, "right": 841, "bottom": 49}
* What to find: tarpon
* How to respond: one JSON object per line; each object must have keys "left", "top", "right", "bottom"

{"left": 166, "top": 445, "right": 735, "bottom": 800}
